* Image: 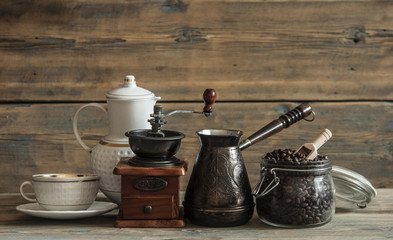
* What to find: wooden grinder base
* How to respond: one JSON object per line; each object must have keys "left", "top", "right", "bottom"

{"left": 115, "top": 208, "right": 185, "bottom": 228}
{"left": 113, "top": 157, "right": 187, "bottom": 228}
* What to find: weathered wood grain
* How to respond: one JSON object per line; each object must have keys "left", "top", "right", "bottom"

{"left": 1, "top": 0, "right": 393, "bottom": 101}
{"left": 0, "top": 102, "right": 391, "bottom": 193}
{"left": 0, "top": 189, "right": 392, "bottom": 239}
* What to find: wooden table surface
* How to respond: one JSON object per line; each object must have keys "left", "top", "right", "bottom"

{"left": 1, "top": 189, "right": 392, "bottom": 240}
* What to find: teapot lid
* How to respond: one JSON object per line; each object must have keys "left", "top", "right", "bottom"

{"left": 106, "top": 75, "right": 157, "bottom": 100}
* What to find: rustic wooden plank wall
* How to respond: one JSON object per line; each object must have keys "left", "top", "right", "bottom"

{"left": 0, "top": 0, "right": 392, "bottom": 193}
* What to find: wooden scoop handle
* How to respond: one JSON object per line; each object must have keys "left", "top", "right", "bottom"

{"left": 203, "top": 89, "right": 217, "bottom": 114}
{"left": 312, "top": 128, "right": 332, "bottom": 150}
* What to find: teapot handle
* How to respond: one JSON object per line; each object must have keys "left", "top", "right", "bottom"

{"left": 73, "top": 103, "right": 107, "bottom": 152}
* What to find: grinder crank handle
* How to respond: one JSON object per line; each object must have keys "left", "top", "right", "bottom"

{"left": 239, "top": 103, "right": 314, "bottom": 151}
{"left": 162, "top": 88, "right": 216, "bottom": 117}
{"left": 149, "top": 89, "right": 216, "bottom": 136}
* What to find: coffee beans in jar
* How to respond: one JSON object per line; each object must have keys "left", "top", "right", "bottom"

{"left": 253, "top": 148, "right": 335, "bottom": 228}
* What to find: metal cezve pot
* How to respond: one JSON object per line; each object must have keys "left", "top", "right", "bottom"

{"left": 183, "top": 103, "right": 315, "bottom": 227}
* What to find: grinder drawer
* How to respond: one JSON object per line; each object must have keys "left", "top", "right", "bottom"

{"left": 122, "top": 195, "right": 176, "bottom": 219}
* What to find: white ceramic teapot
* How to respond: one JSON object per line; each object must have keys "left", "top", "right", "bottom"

{"left": 73, "top": 75, "right": 160, "bottom": 204}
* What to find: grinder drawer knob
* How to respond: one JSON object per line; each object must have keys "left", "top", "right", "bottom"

{"left": 143, "top": 205, "right": 153, "bottom": 214}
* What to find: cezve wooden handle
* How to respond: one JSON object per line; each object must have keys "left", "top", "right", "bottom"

{"left": 239, "top": 103, "right": 313, "bottom": 151}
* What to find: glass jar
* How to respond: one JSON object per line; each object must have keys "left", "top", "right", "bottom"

{"left": 253, "top": 156, "right": 335, "bottom": 228}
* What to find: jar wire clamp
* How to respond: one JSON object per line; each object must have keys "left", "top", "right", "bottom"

{"left": 252, "top": 168, "right": 280, "bottom": 198}
{"left": 252, "top": 166, "right": 332, "bottom": 198}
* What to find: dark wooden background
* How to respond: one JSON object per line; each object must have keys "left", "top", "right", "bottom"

{"left": 1, "top": 0, "right": 392, "bottom": 193}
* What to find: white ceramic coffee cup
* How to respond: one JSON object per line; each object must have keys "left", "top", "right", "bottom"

{"left": 20, "top": 174, "right": 100, "bottom": 211}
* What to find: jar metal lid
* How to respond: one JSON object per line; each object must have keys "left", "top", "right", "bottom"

{"left": 332, "top": 165, "right": 377, "bottom": 208}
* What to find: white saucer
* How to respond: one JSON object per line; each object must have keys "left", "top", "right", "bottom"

{"left": 16, "top": 201, "right": 118, "bottom": 220}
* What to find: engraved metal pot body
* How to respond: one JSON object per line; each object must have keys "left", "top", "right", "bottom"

{"left": 183, "top": 129, "right": 254, "bottom": 227}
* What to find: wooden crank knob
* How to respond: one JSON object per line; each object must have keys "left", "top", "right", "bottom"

{"left": 203, "top": 88, "right": 216, "bottom": 114}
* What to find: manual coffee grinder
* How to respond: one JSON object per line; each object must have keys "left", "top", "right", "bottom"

{"left": 114, "top": 89, "right": 216, "bottom": 228}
